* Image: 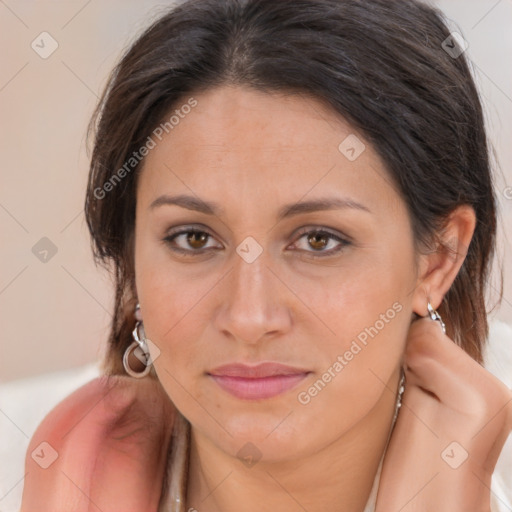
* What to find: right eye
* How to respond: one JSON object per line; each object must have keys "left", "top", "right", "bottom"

{"left": 163, "top": 227, "right": 222, "bottom": 255}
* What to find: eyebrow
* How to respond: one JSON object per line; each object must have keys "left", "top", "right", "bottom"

{"left": 149, "top": 193, "right": 372, "bottom": 220}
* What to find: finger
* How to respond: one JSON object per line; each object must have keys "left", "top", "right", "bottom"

{"left": 404, "top": 317, "right": 508, "bottom": 406}
{"left": 403, "top": 317, "right": 512, "bottom": 438}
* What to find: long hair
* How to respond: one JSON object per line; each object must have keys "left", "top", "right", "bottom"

{"left": 85, "top": 0, "right": 502, "bottom": 375}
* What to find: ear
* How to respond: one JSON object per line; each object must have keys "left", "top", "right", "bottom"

{"left": 411, "top": 205, "right": 476, "bottom": 316}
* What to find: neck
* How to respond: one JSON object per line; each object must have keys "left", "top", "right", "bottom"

{"left": 185, "top": 369, "right": 400, "bottom": 512}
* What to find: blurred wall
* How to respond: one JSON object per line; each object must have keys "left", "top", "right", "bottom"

{"left": 1, "top": 0, "right": 511, "bottom": 383}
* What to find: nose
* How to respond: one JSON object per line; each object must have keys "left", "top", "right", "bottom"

{"left": 213, "top": 249, "right": 292, "bottom": 346}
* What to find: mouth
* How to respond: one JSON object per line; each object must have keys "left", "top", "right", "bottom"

{"left": 207, "top": 362, "right": 311, "bottom": 400}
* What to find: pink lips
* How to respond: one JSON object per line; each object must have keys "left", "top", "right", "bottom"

{"left": 208, "top": 362, "right": 310, "bottom": 400}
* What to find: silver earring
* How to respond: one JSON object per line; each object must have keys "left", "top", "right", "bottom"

{"left": 427, "top": 300, "right": 446, "bottom": 334}
{"left": 122, "top": 303, "right": 152, "bottom": 378}
{"left": 394, "top": 301, "right": 445, "bottom": 423}
{"left": 392, "top": 368, "right": 406, "bottom": 424}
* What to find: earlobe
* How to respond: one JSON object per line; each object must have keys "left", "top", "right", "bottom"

{"left": 411, "top": 205, "right": 476, "bottom": 317}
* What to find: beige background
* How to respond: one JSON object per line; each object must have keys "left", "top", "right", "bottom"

{"left": 1, "top": 0, "right": 511, "bottom": 383}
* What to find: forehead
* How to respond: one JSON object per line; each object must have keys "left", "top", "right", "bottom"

{"left": 137, "top": 85, "right": 403, "bottom": 219}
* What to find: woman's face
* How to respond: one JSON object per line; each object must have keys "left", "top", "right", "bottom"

{"left": 134, "top": 85, "right": 420, "bottom": 461}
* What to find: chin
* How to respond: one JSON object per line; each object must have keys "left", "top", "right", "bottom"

{"left": 194, "top": 406, "right": 327, "bottom": 461}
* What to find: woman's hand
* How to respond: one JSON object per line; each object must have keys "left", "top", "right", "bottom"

{"left": 376, "top": 316, "right": 512, "bottom": 512}
{"left": 20, "top": 375, "right": 177, "bottom": 512}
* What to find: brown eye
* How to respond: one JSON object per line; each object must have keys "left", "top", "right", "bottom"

{"left": 163, "top": 226, "right": 350, "bottom": 259}
{"left": 291, "top": 228, "right": 351, "bottom": 259}
{"left": 307, "top": 232, "right": 329, "bottom": 251}
{"left": 163, "top": 228, "right": 221, "bottom": 253}
{"left": 186, "top": 231, "right": 209, "bottom": 249}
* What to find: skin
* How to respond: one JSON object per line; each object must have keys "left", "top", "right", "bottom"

{"left": 131, "top": 85, "right": 485, "bottom": 511}
{"left": 378, "top": 317, "right": 512, "bottom": 511}
{"left": 20, "top": 85, "right": 512, "bottom": 512}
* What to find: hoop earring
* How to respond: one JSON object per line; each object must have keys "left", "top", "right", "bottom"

{"left": 426, "top": 300, "right": 446, "bottom": 334}
{"left": 123, "top": 303, "right": 152, "bottom": 378}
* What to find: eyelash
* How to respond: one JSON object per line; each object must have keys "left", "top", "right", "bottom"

{"left": 162, "top": 226, "right": 351, "bottom": 259}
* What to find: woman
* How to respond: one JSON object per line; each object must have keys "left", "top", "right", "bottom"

{"left": 21, "top": 0, "right": 512, "bottom": 510}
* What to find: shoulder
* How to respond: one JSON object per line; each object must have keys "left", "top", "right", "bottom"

{"left": 21, "top": 375, "right": 177, "bottom": 511}
{"left": 24, "top": 375, "right": 156, "bottom": 455}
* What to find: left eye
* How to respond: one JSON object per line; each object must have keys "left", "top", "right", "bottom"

{"left": 290, "top": 229, "right": 350, "bottom": 257}
{"left": 163, "top": 227, "right": 350, "bottom": 257}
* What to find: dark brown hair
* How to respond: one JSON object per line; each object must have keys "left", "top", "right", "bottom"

{"left": 85, "top": 0, "right": 502, "bottom": 375}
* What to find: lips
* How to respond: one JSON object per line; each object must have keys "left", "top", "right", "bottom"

{"left": 208, "top": 362, "right": 310, "bottom": 400}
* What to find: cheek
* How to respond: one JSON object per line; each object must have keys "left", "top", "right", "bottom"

{"left": 134, "top": 240, "right": 222, "bottom": 376}
{"left": 286, "top": 239, "right": 414, "bottom": 346}
{"left": 290, "top": 276, "right": 411, "bottom": 430}
{"left": 287, "top": 244, "right": 415, "bottom": 405}
{"left": 304, "top": 280, "right": 408, "bottom": 379}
